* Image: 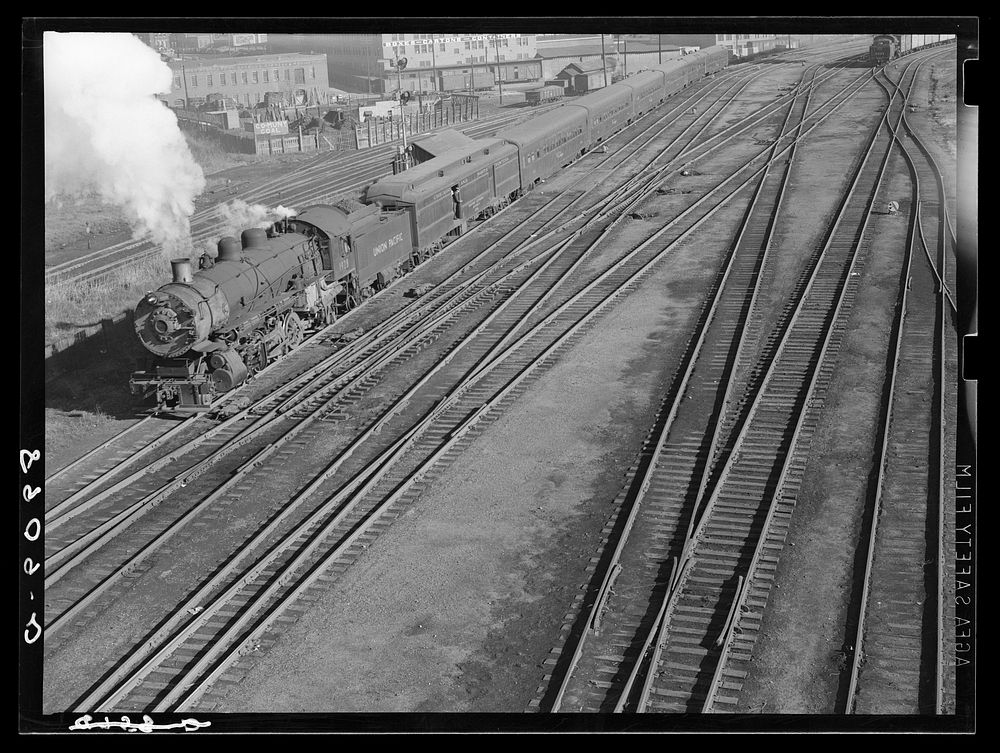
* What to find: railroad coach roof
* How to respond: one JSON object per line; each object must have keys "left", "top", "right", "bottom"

{"left": 409, "top": 128, "right": 479, "bottom": 160}
{"left": 573, "top": 85, "right": 632, "bottom": 112}
{"left": 648, "top": 57, "right": 689, "bottom": 76}
{"left": 368, "top": 138, "right": 517, "bottom": 201}
{"left": 367, "top": 140, "right": 493, "bottom": 197}
{"left": 296, "top": 204, "right": 354, "bottom": 238}
{"left": 407, "top": 141, "right": 520, "bottom": 198}
{"left": 620, "top": 70, "right": 664, "bottom": 88}
{"left": 497, "top": 105, "right": 588, "bottom": 146}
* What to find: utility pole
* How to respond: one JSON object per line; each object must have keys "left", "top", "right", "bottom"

{"left": 181, "top": 63, "right": 190, "bottom": 107}
{"left": 623, "top": 35, "right": 628, "bottom": 78}
{"left": 601, "top": 34, "right": 608, "bottom": 88}
{"left": 430, "top": 33, "right": 437, "bottom": 92}
{"left": 493, "top": 34, "right": 503, "bottom": 104}
{"left": 658, "top": 33, "right": 662, "bottom": 64}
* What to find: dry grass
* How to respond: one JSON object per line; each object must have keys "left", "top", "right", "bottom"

{"left": 45, "top": 255, "right": 171, "bottom": 343}
{"left": 44, "top": 405, "right": 122, "bottom": 463}
{"left": 184, "top": 129, "right": 257, "bottom": 176}
{"left": 45, "top": 195, "right": 131, "bottom": 254}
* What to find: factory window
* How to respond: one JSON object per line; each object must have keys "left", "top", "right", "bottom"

{"left": 294, "top": 68, "right": 305, "bottom": 83}
{"left": 310, "top": 66, "right": 315, "bottom": 79}
{"left": 252, "top": 71, "right": 258, "bottom": 83}
{"left": 285, "top": 69, "right": 290, "bottom": 81}
{"left": 440, "top": 42, "right": 446, "bottom": 51}
{"left": 207, "top": 74, "right": 213, "bottom": 86}
{"left": 503, "top": 39, "right": 509, "bottom": 47}
{"left": 231, "top": 73, "right": 237, "bottom": 85}
{"left": 190, "top": 75, "right": 197, "bottom": 87}
{"left": 263, "top": 70, "right": 269, "bottom": 83}
{"left": 274, "top": 69, "right": 280, "bottom": 81}
{"left": 242, "top": 72, "right": 248, "bottom": 84}
{"left": 420, "top": 60, "right": 430, "bottom": 67}
{"left": 174, "top": 75, "right": 181, "bottom": 88}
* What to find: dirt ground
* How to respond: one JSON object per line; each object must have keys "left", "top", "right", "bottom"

{"left": 211, "top": 215, "right": 720, "bottom": 713}
{"left": 734, "top": 60, "right": 956, "bottom": 714}
{"left": 42, "top": 52, "right": 952, "bottom": 720}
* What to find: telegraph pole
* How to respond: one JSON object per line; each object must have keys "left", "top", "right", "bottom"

{"left": 658, "top": 33, "right": 662, "bottom": 64}
{"left": 493, "top": 34, "right": 503, "bottom": 104}
{"left": 601, "top": 34, "right": 608, "bottom": 88}
{"left": 430, "top": 33, "right": 437, "bottom": 92}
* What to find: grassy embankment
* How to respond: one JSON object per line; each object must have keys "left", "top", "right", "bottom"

{"left": 44, "top": 132, "right": 255, "bottom": 345}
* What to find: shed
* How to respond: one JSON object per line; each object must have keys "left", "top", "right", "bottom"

{"left": 555, "top": 61, "right": 609, "bottom": 93}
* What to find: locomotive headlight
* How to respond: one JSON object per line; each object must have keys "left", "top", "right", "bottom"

{"left": 146, "top": 294, "right": 158, "bottom": 305}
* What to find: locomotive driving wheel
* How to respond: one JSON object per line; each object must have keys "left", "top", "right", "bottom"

{"left": 282, "top": 311, "right": 305, "bottom": 351}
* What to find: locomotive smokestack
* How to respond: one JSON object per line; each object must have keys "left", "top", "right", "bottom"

{"left": 241, "top": 227, "right": 268, "bottom": 249}
{"left": 217, "top": 236, "right": 242, "bottom": 262}
{"left": 170, "top": 258, "right": 194, "bottom": 283}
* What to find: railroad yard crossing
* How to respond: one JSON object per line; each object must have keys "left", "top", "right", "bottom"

{"left": 35, "top": 36, "right": 972, "bottom": 725}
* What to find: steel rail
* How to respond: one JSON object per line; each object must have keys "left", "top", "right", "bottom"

{"left": 43, "top": 63, "right": 766, "bottom": 537}
{"left": 549, "top": 63, "right": 825, "bottom": 713}
{"left": 46, "top": 84, "right": 762, "bottom": 634}
{"left": 75, "top": 61, "right": 858, "bottom": 712}
{"left": 843, "top": 55, "right": 950, "bottom": 715}
{"left": 698, "top": 59, "right": 923, "bottom": 714}
{"left": 45, "top": 44, "right": 855, "bottom": 287}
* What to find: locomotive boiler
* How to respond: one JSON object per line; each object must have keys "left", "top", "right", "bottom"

{"left": 131, "top": 203, "right": 414, "bottom": 411}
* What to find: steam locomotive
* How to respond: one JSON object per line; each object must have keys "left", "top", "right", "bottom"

{"left": 132, "top": 46, "right": 730, "bottom": 411}
{"left": 130, "top": 204, "right": 413, "bottom": 410}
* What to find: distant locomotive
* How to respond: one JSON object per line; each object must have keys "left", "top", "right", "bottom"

{"left": 131, "top": 204, "right": 414, "bottom": 410}
{"left": 869, "top": 33, "right": 956, "bottom": 66}
{"left": 869, "top": 34, "right": 900, "bottom": 66}
{"left": 133, "top": 46, "right": 731, "bottom": 411}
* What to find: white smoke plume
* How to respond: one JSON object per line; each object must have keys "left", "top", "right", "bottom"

{"left": 201, "top": 200, "right": 298, "bottom": 257}
{"left": 44, "top": 32, "right": 206, "bottom": 257}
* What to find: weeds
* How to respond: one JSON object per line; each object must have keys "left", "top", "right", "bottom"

{"left": 45, "top": 255, "right": 171, "bottom": 343}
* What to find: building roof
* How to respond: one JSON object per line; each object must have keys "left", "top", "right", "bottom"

{"left": 536, "top": 42, "right": 680, "bottom": 59}
{"left": 168, "top": 52, "right": 326, "bottom": 69}
{"left": 557, "top": 61, "right": 609, "bottom": 77}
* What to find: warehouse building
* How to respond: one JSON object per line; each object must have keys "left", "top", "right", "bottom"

{"left": 158, "top": 52, "right": 329, "bottom": 109}
{"left": 537, "top": 40, "right": 686, "bottom": 83}
{"left": 268, "top": 33, "right": 542, "bottom": 94}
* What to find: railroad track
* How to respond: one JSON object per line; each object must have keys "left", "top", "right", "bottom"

{"left": 47, "top": 48, "right": 872, "bottom": 706}
{"left": 42, "top": 66, "right": 765, "bottom": 631}
{"left": 42, "top": 54, "right": 808, "bottom": 530}
{"left": 547, "top": 61, "right": 824, "bottom": 714}
{"left": 44, "top": 43, "right": 864, "bottom": 289}
{"left": 540, "top": 52, "right": 922, "bottom": 713}
{"left": 41, "top": 100, "right": 573, "bottom": 287}
{"left": 845, "top": 51, "right": 956, "bottom": 715}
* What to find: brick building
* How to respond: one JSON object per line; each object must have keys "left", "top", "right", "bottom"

{"left": 159, "top": 52, "right": 329, "bottom": 109}
{"left": 268, "top": 33, "right": 542, "bottom": 94}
